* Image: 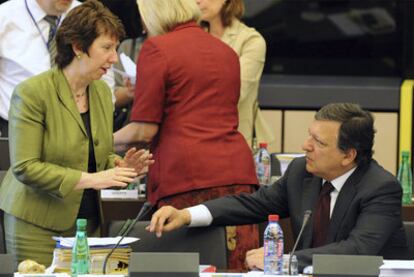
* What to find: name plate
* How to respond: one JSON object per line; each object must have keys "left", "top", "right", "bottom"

{"left": 101, "top": 189, "right": 139, "bottom": 199}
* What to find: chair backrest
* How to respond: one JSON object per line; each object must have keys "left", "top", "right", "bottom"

{"left": 270, "top": 153, "right": 282, "bottom": 177}
{"left": 0, "top": 170, "right": 6, "bottom": 254}
{"left": 0, "top": 171, "right": 5, "bottom": 184}
{"left": 0, "top": 138, "right": 10, "bottom": 171}
{"left": 109, "top": 221, "right": 227, "bottom": 269}
{"left": 403, "top": 221, "right": 414, "bottom": 259}
{"left": 0, "top": 210, "right": 4, "bottom": 255}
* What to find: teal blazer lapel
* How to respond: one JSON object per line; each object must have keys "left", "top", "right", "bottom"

{"left": 53, "top": 69, "right": 87, "bottom": 136}
{"left": 301, "top": 176, "right": 322, "bottom": 249}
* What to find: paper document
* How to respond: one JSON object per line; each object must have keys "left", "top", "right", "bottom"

{"left": 113, "top": 52, "right": 136, "bottom": 83}
{"left": 15, "top": 274, "right": 69, "bottom": 277}
{"left": 380, "top": 260, "right": 414, "bottom": 269}
{"left": 53, "top": 236, "right": 139, "bottom": 247}
{"left": 113, "top": 67, "right": 135, "bottom": 85}
{"left": 379, "top": 260, "right": 414, "bottom": 277}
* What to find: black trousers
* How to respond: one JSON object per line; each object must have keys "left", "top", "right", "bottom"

{"left": 0, "top": 117, "right": 8, "bottom": 137}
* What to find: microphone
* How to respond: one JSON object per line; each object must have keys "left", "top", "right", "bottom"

{"left": 102, "top": 201, "right": 153, "bottom": 274}
{"left": 288, "top": 210, "right": 312, "bottom": 275}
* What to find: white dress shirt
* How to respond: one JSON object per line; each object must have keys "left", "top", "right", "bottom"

{"left": 326, "top": 166, "right": 356, "bottom": 217}
{"left": 187, "top": 166, "right": 357, "bottom": 226}
{"left": 0, "top": 0, "right": 115, "bottom": 121}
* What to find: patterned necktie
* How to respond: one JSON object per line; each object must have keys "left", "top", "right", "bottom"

{"left": 312, "top": 181, "right": 335, "bottom": 248}
{"left": 44, "top": 15, "right": 58, "bottom": 67}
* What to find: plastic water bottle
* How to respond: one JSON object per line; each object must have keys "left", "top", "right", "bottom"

{"left": 282, "top": 254, "right": 298, "bottom": 275}
{"left": 254, "top": 142, "right": 271, "bottom": 186}
{"left": 397, "top": 151, "right": 413, "bottom": 205}
{"left": 264, "top": 214, "right": 284, "bottom": 275}
{"left": 71, "top": 218, "right": 90, "bottom": 276}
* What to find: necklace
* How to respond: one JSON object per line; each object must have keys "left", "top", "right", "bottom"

{"left": 74, "top": 91, "right": 87, "bottom": 105}
{"left": 74, "top": 91, "right": 86, "bottom": 98}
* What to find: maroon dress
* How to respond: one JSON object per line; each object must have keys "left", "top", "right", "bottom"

{"left": 130, "top": 21, "right": 259, "bottom": 270}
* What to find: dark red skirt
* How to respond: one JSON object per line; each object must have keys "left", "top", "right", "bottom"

{"left": 157, "top": 184, "right": 260, "bottom": 271}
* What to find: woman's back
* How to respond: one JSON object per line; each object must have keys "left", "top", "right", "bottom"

{"left": 131, "top": 22, "right": 257, "bottom": 203}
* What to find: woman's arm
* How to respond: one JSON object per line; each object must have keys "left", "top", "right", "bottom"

{"left": 114, "top": 121, "right": 159, "bottom": 151}
{"left": 113, "top": 40, "right": 163, "bottom": 151}
{"left": 75, "top": 167, "right": 137, "bottom": 190}
{"left": 10, "top": 78, "right": 139, "bottom": 198}
{"left": 238, "top": 29, "right": 266, "bottom": 103}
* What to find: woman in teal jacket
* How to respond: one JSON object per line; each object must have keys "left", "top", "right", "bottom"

{"left": 0, "top": 0, "right": 152, "bottom": 267}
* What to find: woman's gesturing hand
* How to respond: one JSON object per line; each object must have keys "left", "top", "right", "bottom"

{"left": 76, "top": 167, "right": 138, "bottom": 190}
{"left": 115, "top": 147, "right": 154, "bottom": 175}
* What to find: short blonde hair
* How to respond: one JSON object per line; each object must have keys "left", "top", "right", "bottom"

{"left": 137, "top": 0, "right": 201, "bottom": 36}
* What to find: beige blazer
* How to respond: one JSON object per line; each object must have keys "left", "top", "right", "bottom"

{"left": 0, "top": 68, "right": 117, "bottom": 231}
{"left": 221, "top": 19, "right": 276, "bottom": 150}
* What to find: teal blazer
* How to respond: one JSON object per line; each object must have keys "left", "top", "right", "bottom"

{"left": 0, "top": 68, "right": 117, "bottom": 231}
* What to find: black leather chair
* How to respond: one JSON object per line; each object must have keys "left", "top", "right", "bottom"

{"left": 270, "top": 153, "right": 282, "bottom": 177}
{"left": 403, "top": 221, "right": 414, "bottom": 259}
{"left": 0, "top": 137, "right": 10, "bottom": 171}
{"left": 108, "top": 220, "right": 227, "bottom": 269}
{"left": 382, "top": 221, "right": 414, "bottom": 260}
{"left": 0, "top": 170, "right": 6, "bottom": 254}
{"left": 0, "top": 211, "right": 4, "bottom": 255}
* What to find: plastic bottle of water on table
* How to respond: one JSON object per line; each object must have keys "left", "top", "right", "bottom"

{"left": 255, "top": 142, "right": 271, "bottom": 186}
{"left": 264, "top": 214, "right": 284, "bottom": 275}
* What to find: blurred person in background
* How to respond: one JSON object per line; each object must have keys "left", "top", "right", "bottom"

{"left": 114, "top": 0, "right": 259, "bottom": 270}
{"left": 0, "top": 0, "right": 120, "bottom": 137}
{"left": 0, "top": 0, "right": 153, "bottom": 267}
{"left": 100, "top": 0, "right": 146, "bottom": 130}
{"left": 0, "top": 0, "right": 79, "bottom": 137}
{"left": 112, "top": 35, "right": 145, "bottom": 131}
{"left": 196, "top": 0, "right": 275, "bottom": 151}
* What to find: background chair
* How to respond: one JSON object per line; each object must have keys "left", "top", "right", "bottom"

{"left": 0, "top": 137, "right": 10, "bottom": 254}
{"left": 270, "top": 153, "right": 282, "bottom": 177}
{"left": 403, "top": 221, "right": 414, "bottom": 259}
{"left": 382, "top": 221, "right": 414, "bottom": 260}
{"left": 0, "top": 170, "right": 6, "bottom": 254}
{"left": 0, "top": 211, "right": 4, "bottom": 254}
{"left": 108, "top": 220, "right": 227, "bottom": 269}
{"left": 0, "top": 137, "right": 10, "bottom": 171}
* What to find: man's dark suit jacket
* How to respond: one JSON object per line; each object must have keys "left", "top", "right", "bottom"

{"left": 204, "top": 157, "right": 407, "bottom": 270}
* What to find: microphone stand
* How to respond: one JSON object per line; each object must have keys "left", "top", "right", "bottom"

{"left": 102, "top": 201, "right": 153, "bottom": 274}
{"left": 289, "top": 210, "right": 312, "bottom": 275}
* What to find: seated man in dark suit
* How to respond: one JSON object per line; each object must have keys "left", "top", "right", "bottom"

{"left": 147, "top": 103, "right": 407, "bottom": 271}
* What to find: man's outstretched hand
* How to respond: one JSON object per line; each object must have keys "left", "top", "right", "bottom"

{"left": 146, "top": 205, "right": 191, "bottom": 237}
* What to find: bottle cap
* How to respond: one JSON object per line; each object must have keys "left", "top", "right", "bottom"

{"left": 76, "top": 218, "right": 87, "bottom": 228}
{"left": 402, "top": 151, "right": 410, "bottom": 158}
{"left": 259, "top": 142, "right": 268, "bottom": 148}
{"left": 268, "top": 214, "right": 279, "bottom": 222}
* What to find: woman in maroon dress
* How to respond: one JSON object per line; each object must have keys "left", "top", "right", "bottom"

{"left": 114, "top": 0, "right": 259, "bottom": 270}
